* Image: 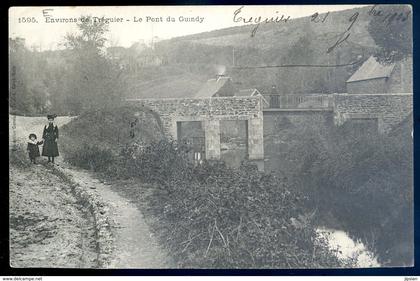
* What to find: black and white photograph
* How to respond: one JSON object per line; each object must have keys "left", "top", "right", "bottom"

{"left": 8, "top": 5, "right": 413, "bottom": 270}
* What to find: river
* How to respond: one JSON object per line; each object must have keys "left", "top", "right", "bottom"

{"left": 317, "top": 227, "right": 380, "bottom": 267}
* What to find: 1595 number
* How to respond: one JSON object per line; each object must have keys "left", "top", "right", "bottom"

{"left": 18, "top": 17, "right": 38, "bottom": 23}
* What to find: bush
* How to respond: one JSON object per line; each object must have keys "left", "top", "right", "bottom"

{"left": 60, "top": 107, "right": 352, "bottom": 268}
{"left": 294, "top": 118, "right": 413, "bottom": 266}
{"left": 116, "top": 139, "right": 193, "bottom": 184}
{"left": 111, "top": 140, "right": 348, "bottom": 268}
{"left": 64, "top": 142, "right": 116, "bottom": 172}
{"left": 60, "top": 105, "right": 165, "bottom": 173}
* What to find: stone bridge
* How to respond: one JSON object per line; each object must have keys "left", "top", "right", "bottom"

{"left": 126, "top": 93, "right": 412, "bottom": 172}
{"left": 127, "top": 96, "right": 265, "bottom": 170}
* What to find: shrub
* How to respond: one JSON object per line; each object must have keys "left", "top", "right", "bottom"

{"left": 61, "top": 105, "right": 164, "bottom": 147}
{"left": 117, "top": 140, "right": 193, "bottom": 185}
{"left": 60, "top": 107, "right": 352, "bottom": 268}
{"left": 115, "top": 140, "right": 349, "bottom": 268}
{"left": 64, "top": 142, "right": 116, "bottom": 172}
{"left": 294, "top": 118, "right": 413, "bottom": 266}
{"left": 60, "top": 105, "right": 165, "bottom": 173}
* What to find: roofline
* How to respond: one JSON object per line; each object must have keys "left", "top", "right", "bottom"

{"left": 239, "top": 88, "right": 259, "bottom": 91}
{"left": 126, "top": 96, "right": 263, "bottom": 102}
{"left": 346, "top": 76, "right": 390, "bottom": 83}
{"left": 254, "top": 93, "right": 269, "bottom": 105}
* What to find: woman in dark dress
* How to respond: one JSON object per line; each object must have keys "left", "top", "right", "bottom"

{"left": 42, "top": 114, "right": 59, "bottom": 163}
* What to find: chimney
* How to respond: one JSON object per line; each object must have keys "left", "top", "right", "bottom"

{"left": 271, "top": 85, "right": 279, "bottom": 95}
{"left": 216, "top": 74, "right": 232, "bottom": 83}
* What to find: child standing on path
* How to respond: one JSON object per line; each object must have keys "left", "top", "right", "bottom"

{"left": 27, "top": 133, "right": 43, "bottom": 164}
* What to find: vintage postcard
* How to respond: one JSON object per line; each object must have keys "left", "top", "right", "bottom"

{"left": 8, "top": 5, "right": 413, "bottom": 269}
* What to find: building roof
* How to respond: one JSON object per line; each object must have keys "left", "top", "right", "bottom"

{"left": 235, "top": 88, "right": 269, "bottom": 105}
{"left": 347, "top": 56, "right": 395, "bottom": 83}
{"left": 195, "top": 76, "right": 232, "bottom": 98}
{"left": 236, "top": 89, "right": 260, "bottom": 97}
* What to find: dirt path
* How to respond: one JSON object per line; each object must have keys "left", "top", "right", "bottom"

{"left": 61, "top": 163, "right": 172, "bottom": 268}
{"left": 10, "top": 115, "right": 172, "bottom": 268}
{"left": 9, "top": 165, "right": 98, "bottom": 268}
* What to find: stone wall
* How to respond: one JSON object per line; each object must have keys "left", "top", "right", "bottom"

{"left": 333, "top": 93, "right": 413, "bottom": 133}
{"left": 262, "top": 93, "right": 412, "bottom": 175}
{"left": 126, "top": 93, "right": 412, "bottom": 172}
{"left": 126, "top": 96, "right": 265, "bottom": 169}
{"left": 127, "top": 96, "right": 263, "bottom": 136}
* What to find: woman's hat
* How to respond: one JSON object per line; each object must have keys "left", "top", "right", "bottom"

{"left": 47, "top": 114, "right": 57, "bottom": 120}
{"left": 29, "top": 133, "right": 37, "bottom": 139}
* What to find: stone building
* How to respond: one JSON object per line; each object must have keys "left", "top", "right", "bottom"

{"left": 346, "top": 56, "right": 413, "bottom": 94}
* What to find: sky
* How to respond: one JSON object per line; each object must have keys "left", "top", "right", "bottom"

{"left": 9, "top": 5, "right": 367, "bottom": 50}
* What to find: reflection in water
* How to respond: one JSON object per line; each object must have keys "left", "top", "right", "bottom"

{"left": 317, "top": 227, "right": 380, "bottom": 268}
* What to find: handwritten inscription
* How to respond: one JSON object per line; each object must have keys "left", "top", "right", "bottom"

{"left": 326, "top": 12, "right": 359, "bottom": 54}
{"left": 230, "top": 5, "right": 411, "bottom": 54}
{"left": 311, "top": 5, "right": 411, "bottom": 53}
{"left": 310, "top": 12, "right": 329, "bottom": 23}
{"left": 368, "top": 5, "right": 411, "bottom": 25}
{"left": 233, "top": 6, "right": 290, "bottom": 37}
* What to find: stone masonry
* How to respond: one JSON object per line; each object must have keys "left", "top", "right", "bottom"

{"left": 333, "top": 93, "right": 413, "bottom": 133}
{"left": 127, "top": 92, "right": 412, "bottom": 171}
{"left": 127, "top": 96, "right": 265, "bottom": 170}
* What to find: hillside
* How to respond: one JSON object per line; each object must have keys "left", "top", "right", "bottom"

{"left": 11, "top": 5, "right": 384, "bottom": 108}
{"left": 169, "top": 6, "right": 375, "bottom": 49}
{"left": 122, "top": 65, "right": 212, "bottom": 99}
{"left": 123, "top": 5, "right": 379, "bottom": 98}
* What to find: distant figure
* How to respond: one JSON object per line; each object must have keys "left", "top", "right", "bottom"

{"left": 42, "top": 114, "right": 59, "bottom": 163}
{"left": 27, "top": 133, "right": 43, "bottom": 164}
{"left": 270, "top": 85, "right": 280, "bottom": 108}
{"left": 271, "top": 84, "right": 279, "bottom": 95}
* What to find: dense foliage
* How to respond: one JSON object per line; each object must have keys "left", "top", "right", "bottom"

{"left": 61, "top": 104, "right": 413, "bottom": 267}
{"left": 119, "top": 141, "right": 351, "bottom": 268}
{"left": 61, "top": 108, "right": 351, "bottom": 268}
{"left": 293, "top": 118, "right": 413, "bottom": 266}
{"left": 9, "top": 39, "right": 50, "bottom": 115}
{"left": 367, "top": 5, "right": 412, "bottom": 63}
{"left": 9, "top": 16, "right": 122, "bottom": 116}
{"left": 60, "top": 106, "right": 164, "bottom": 171}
